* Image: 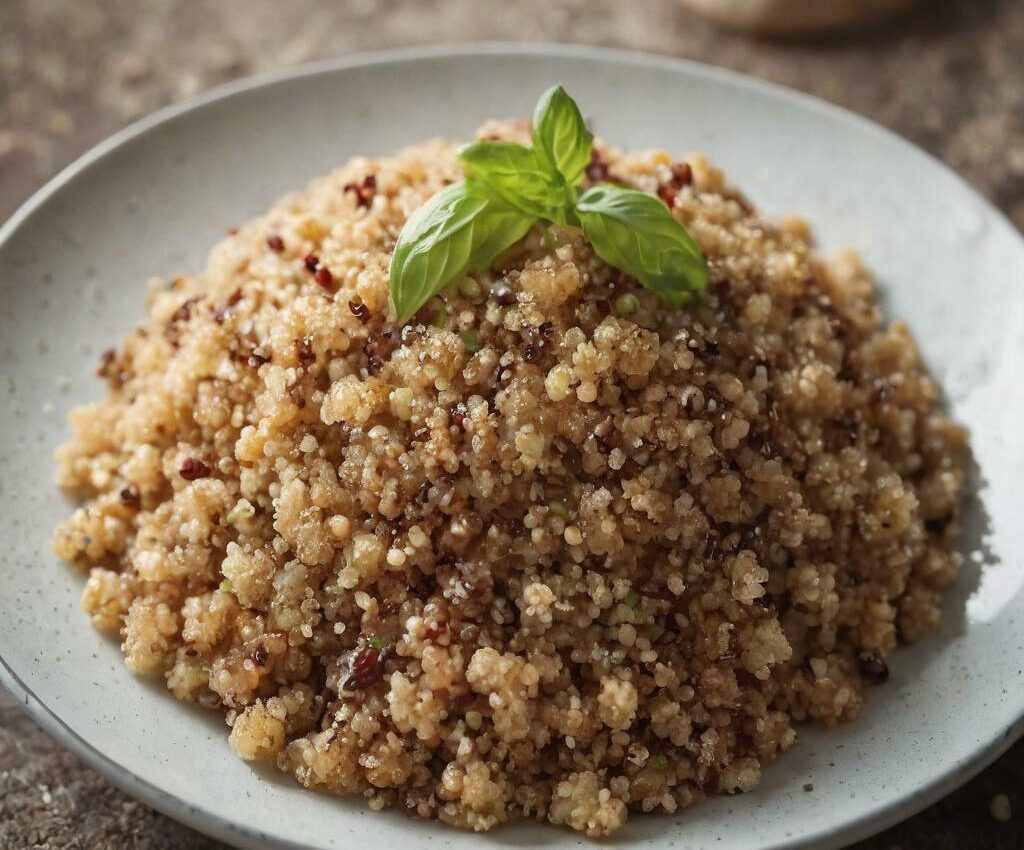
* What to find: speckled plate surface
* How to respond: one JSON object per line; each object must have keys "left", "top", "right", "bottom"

{"left": 1, "top": 44, "right": 1022, "bottom": 850}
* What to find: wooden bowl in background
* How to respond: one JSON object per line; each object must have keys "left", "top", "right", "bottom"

{"left": 677, "top": 0, "right": 918, "bottom": 35}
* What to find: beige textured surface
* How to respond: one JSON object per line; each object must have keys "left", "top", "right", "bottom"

{"left": 1, "top": 0, "right": 1021, "bottom": 847}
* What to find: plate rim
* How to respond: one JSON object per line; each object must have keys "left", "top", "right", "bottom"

{"left": 2, "top": 41, "right": 1022, "bottom": 850}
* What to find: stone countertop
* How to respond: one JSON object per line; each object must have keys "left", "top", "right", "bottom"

{"left": 0, "top": 1, "right": 1020, "bottom": 847}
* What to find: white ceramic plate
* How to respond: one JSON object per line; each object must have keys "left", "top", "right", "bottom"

{"left": 1, "top": 44, "right": 1022, "bottom": 850}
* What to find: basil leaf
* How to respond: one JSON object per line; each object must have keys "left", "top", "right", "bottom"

{"left": 458, "top": 141, "right": 571, "bottom": 223}
{"left": 576, "top": 183, "right": 709, "bottom": 306}
{"left": 390, "top": 180, "right": 533, "bottom": 323}
{"left": 532, "top": 84, "right": 593, "bottom": 186}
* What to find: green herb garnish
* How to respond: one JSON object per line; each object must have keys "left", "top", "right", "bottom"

{"left": 531, "top": 84, "right": 594, "bottom": 187}
{"left": 390, "top": 180, "right": 533, "bottom": 324}
{"left": 577, "top": 184, "right": 707, "bottom": 308}
{"left": 547, "top": 499, "right": 570, "bottom": 518}
{"left": 225, "top": 498, "right": 255, "bottom": 526}
{"left": 430, "top": 303, "right": 448, "bottom": 328}
{"left": 614, "top": 293, "right": 639, "bottom": 317}
{"left": 457, "top": 276, "right": 483, "bottom": 302}
{"left": 459, "top": 140, "right": 569, "bottom": 223}
{"left": 624, "top": 589, "right": 640, "bottom": 608}
{"left": 367, "top": 635, "right": 385, "bottom": 650}
{"left": 389, "top": 85, "right": 708, "bottom": 324}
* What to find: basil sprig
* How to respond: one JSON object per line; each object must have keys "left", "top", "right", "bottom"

{"left": 389, "top": 85, "right": 708, "bottom": 324}
{"left": 390, "top": 182, "right": 533, "bottom": 323}
{"left": 577, "top": 184, "right": 708, "bottom": 307}
{"left": 458, "top": 141, "right": 570, "bottom": 223}
{"left": 531, "top": 84, "right": 593, "bottom": 186}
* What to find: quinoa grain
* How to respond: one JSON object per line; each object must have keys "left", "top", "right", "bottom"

{"left": 53, "top": 128, "right": 966, "bottom": 837}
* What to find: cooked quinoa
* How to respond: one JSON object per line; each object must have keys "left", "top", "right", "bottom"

{"left": 53, "top": 120, "right": 967, "bottom": 836}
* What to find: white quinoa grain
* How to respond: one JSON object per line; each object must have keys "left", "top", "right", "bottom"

{"left": 327, "top": 515, "right": 351, "bottom": 540}
{"left": 576, "top": 381, "right": 598, "bottom": 403}
{"left": 389, "top": 386, "right": 414, "bottom": 420}
{"left": 545, "top": 364, "right": 574, "bottom": 401}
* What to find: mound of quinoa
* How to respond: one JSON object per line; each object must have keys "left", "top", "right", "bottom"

{"left": 53, "top": 119, "right": 967, "bottom": 836}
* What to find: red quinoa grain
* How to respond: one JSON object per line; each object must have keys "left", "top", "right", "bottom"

{"left": 178, "top": 457, "right": 210, "bottom": 481}
{"left": 343, "top": 174, "right": 378, "bottom": 209}
{"left": 314, "top": 266, "right": 334, "bottom": 290}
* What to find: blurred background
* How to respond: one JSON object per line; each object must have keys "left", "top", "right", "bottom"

{"left": 0, "top": 1, "right": 1021, "bottom": 848}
